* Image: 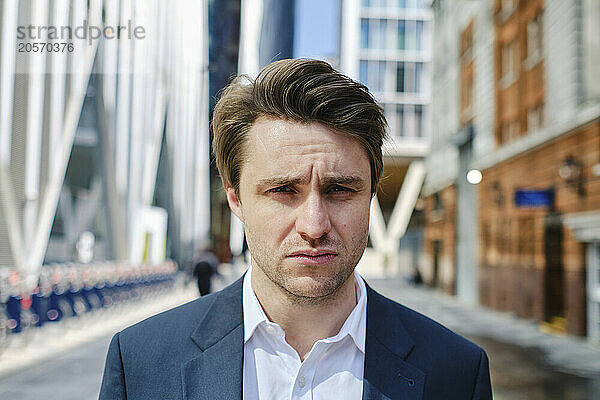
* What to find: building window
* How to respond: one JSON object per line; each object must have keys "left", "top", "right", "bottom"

{"left": 415, "top": 104, "right": 423, "bottom": 137}
{"left": 396, "top": 104, "right": 405, "bottom": 137}
{"left": 501, "top": 39, "right": 518, "bottom": 87}
{"left": 359, "top": 60, "right": 368, "bottom": 86}
{"left": 525, "top": 11, "right": 543, "bottom": 68}
{"left": 460, "top": 21, "right": 475, "bottom": 123}
{"left": 403, "top": 104, "right": 415, "bottom": 137}
{"left": 363, "top": 0, "right": 384, "bottom": 7}
{"left": 385, "top": 104, "right": 407, "bottom": 138}
{"left": 433, "top": 192, "right": 443, "bottom": 211}
{"left": 397, "top": 62, "right": 421, "bottom": 93}
{"left": 361, "top": 19, "right": 369, "bottom": 49}
{"left": 415, "top": 20, "right": 424, "bottom": 51}
{"left": 462, "top": 78, "right": 473, "bottom": 112}
{"left": 385, "top": 104, "right": 396, "bottom": 135}
{"left": 406, "top": 20, "right": 417, "bottom": 50}
{"left": 406, "top": 0, "right": 424, "bottom": 8}
{"left": 364, "top": 60, "right": 386, "bottom": 91}
{"left": 396, "top": 62, "right": 405, "bottom": 92}
{"left": 377, "top": 61, "right": 386, "bottom": 91}
{"left": 367, "top": 19, "right": 386, "bottom": 50}
{"left": 415, "top": 62, "right": 423, "bottom": 93}
{"left": 501, "top": 119, "right": 520, "bottom": 143}
{"left": 405, "top": 63, "right": 415, "bottom": 92}
{"left": 527, "top": 103, "right": 544, "bottom": 132}
{"left": 397, "top": 20, "right": 406, "bottom": 50}
{"left": 377, "top": 19, "right": 387, "bottom": 50}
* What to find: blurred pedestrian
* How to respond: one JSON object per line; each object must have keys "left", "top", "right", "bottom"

{"left": 192, "top": 249, "right": 219, "bottom": 296}
{"left": 409, "top": 268, "right": 423, "bottom": 286}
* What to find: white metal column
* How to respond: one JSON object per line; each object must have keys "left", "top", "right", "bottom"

{"left": 29, "top": 0, "right": 102, "bottom": 276}
{"left": 0, "top": 0, "right": 25, "bottom": 270}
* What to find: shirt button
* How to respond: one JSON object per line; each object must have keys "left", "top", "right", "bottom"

{"left": 265, "top": 325, "right": 277, "bottom": 335}
{"left": 297, "top": 375, "right": 306, "bottom": 388}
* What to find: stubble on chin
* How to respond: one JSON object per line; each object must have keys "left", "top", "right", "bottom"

{"left": 247, "top": 221, "right": 369, "bottom": 306}
{"left": 273, "top": 265, "right": 354, "bottom": 306}
{"left": 256, "top": 242, "right": 366, "bottom": 307}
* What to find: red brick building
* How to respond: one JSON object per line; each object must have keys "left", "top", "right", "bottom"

{"left": 427, "top": 0, "right": 600, "bottom": 339}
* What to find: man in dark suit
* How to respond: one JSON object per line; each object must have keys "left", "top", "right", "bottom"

{"left": 99, "top": 59, "right": 492, "bottom": 399}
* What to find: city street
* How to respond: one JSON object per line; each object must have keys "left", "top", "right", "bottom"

{"left": 1, "top": 1, "right": 599, "bottom": 399}
{"left": 1, "top": 271, "right": 599, "bottom": 399}
{"left": 371, "top": 278, "right": 600, "bottom": 400}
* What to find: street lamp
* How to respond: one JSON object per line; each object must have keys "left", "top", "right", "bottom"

{"left": 558, "top": 156, "right": 584, "bottom": 196}
{"left": 466, "top": 169, "right": 482, "bottom": 185}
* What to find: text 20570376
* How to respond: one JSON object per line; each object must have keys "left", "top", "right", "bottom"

{"left": 17, "top": 42, "right": 73, "bottom": 53}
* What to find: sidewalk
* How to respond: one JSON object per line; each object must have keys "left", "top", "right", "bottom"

{"left": 0, "top": 265, "right": 242, "bottom": 379}
{"left": 0, "top": 276, "right": 198, "bottom": 378}
{"left": 366, "top": 277, "right": 600, "bottom": 378}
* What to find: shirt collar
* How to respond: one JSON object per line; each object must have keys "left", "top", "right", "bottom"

{"left": 242, "top": 265, "right": 367, "bottom": 353}
{"left": 242, "top": 266, "right": 271, "bottom": 342}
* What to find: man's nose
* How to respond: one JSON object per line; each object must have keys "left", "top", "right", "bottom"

{"left": 295, "top": 192, "right": 332, "bottom": 242}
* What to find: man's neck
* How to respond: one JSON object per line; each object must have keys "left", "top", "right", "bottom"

{"left": 250, "top": 266, "right": 358, "bottom": 361}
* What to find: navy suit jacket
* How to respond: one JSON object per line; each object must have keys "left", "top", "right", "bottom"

{"left": 99, "top": 277, "right": 492, "bottom": 399}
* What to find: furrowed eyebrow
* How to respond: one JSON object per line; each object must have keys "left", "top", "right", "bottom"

{"left": 256, "top": 175, "right": 367, "bottom": 190}
{"left": 256, "top": 176, "right": 306, "bottom": 189}
{"left": 321, "top": 175, "right": 367, "bottom": 189}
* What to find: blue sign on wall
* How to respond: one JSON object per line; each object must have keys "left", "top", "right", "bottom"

{"left": 514, "top": 189, "right": 554, "bottom": 208}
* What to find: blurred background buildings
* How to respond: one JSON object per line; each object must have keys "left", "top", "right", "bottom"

{"left": 0, "top": 0, "right": 211, "bottom": 281}
{"left": 340, "top": 0, "right": 432, "bottom": 282}
{"left": 1, "top": 0, "right": 599, "bottom": 347}
{"left": 425, "top": 0, "right": 600, "bottom": 341}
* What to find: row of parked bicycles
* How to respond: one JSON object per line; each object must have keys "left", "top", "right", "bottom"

{"left": 0, "top": 261, "right": 178, "bottom": 355}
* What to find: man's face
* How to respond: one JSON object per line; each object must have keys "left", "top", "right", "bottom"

{"left": 226, "top": 117, "right": 372, "bottom": 302}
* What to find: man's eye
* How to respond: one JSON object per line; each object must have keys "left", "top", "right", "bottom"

{"left": 329, "top": 185, "right": 353, "bottom": 193}
{"left": 269, "top": 186, "right": 293, "bottom": 193}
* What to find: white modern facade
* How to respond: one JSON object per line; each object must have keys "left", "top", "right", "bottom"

{"left": 340, "top": 0, "right": 432, "bottom": 277}
{"left": 0, "top": 0, "right": 211, "bottom": 287}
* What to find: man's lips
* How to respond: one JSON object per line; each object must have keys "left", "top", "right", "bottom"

{"left": 286, "top": 250, "right": 338, "bottom": 265}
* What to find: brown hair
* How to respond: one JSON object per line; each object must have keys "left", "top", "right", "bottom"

{"left": 211, "top": 58, "right": 387, "bottom": 196}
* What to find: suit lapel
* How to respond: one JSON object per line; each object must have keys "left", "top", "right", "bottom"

{"left": 182, "top": 277, "right": 245, "bottom": 400}
{"left": 179, "top": 277, "right": 425, "bottom": 400}
{"left": 362, "top": 284, "right": 424, "bottom": 400}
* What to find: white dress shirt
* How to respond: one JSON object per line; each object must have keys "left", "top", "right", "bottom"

{"left": 242, "top": 267, "right": 367, "bottom": 400}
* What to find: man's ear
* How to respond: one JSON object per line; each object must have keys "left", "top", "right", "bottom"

{"left": 225, "top": 184, "right": 244, "bottom": 222}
